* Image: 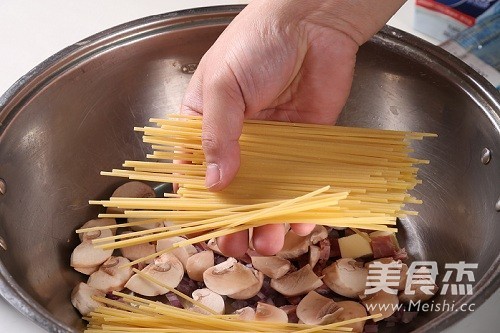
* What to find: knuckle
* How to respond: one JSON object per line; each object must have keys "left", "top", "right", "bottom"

{"left": 201, "top": 131, "right": 220, "bottom": 155}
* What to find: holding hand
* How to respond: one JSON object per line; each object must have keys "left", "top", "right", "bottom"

{"left": 180, "top": 0, "right": 405, "bottom": 257}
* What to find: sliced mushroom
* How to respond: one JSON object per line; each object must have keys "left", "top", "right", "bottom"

{"left": 87, "top": 256, "right": 133, "bottom": 292}
{"left": 322, "top": 258, "right": 368, "bottom": 298}
{"left": 270, "top": 264, "right": 323, "bottom": 297}
{"left": 398, "top": 266, "right": 438, "bottom": 303}
{"left": 186, "top": 250, "right": 215, "bottom": 282}
{"left": 309, "top": 245, "right": 321, "bottom": 269}
{"left": 74, "top": 265, "right": 99, "bottom": 276}
{"left": 334, "top": 301, "right": 368, "bottom": 332}
{"left": 235, "top": 306, "right": 256, "bottom": 321}
{"left": 360, "top": 291, "right": 399, "bottom": 322}
{"left": 106, "top": 181, "right": 155, "bottom": 214}
{"left": 399, "top": 282, "right": 438, "bottom": 303}
{"left": 156, "top": 236, "right": 197, "bottom": 270}
{"left": 229, "top": 270, "right": 264, "bottom": 299}
{"left": 71, "top": 241, "right": 113, "bottom": 269}
{"left": 276, "top": 230, "right": 310, "bottom": 259}
{"left": 365, "top": 257, "right": 408, "bottom": 291}
{"left": 309, "top": 225, "right": 328, "bottom": 244}
{"left": 203, "top": 258, "right": 260, "bottom": 296}
{"left": 296, "top": 291, "right": 342, "bottom": 325}
{"left": 79, "top": 218, "right": 117, "bottom": 241}
{"left": 128, "top": 219, "right": 164, "bottom": 232}
{"left": 188, "top": 288, "right": 225, "bottom": 315}
{"left": 71, "top": 282, "right": 105, "bottom": 316}
{"left": 251, "top": 256, "right": 291, "bottom": 279}
{"left": 72, "top": 219, "right": 115, "bottom": 270}
{"left": 124, "top": 253, "right": 183, "bottom": 296}
{"left": 255, "top": 302, "right": 288, "bottom": 323}
{"left": 119, "top": 231, "right": 156, "bottom": 263}
{"left": 206, "top": 238, "right": 224, "bottom": 255}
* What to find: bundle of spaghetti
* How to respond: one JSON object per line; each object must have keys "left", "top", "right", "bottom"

{"left": 81, "top": 115, "right": 434, "bottom": 263}
{"left": 84, "top": 268, "right": 381, "bottom": 333}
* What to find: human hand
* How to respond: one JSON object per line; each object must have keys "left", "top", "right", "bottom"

{"left": 180, "top": 0, "right": 405, "bottom": 257}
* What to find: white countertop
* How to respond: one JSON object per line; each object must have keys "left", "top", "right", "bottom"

{"left": 0, "top": 1, "right": 497, "bottom": 332}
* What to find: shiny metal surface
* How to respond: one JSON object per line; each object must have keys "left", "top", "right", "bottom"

{"left": 0, "top": 5, "right": 498, "bottom": 333}
{"left": 481, "top": 147, "right": 492, "bottom": 164}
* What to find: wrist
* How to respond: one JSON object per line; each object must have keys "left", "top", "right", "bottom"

{"left": 247, "top": 0, "right": 406, "bottom": 46}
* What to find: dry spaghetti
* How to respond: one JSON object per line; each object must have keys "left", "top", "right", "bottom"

{"left": 78, "top": 115, "right": 434, "bottom": 265}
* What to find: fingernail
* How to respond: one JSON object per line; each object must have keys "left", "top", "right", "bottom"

{"left": 205, "top": 163, "right": 221, "bottom": 189}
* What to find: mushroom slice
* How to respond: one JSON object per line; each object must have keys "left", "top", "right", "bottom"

{"left": 360, "top": 291, "right": 399, "bottom": 322}
{"left": 229, "top": 270, "right": 264, "bottom": 300}
{"left": 322, "top": 258, "right": 368, "bottom": 298}
{"left": 71, "top": 282, "right": 105, "bottom": 316}
{"left": 235, "top": 307, "right": 256, "bottom": 321}
{"left": 106, "top": 181, "right": 155, "bottom": 214}
{"left": 309, "top": 245, "right": 321, "bottom": 269}
{"left": 399, "top": 282, "right": 438, "bottom": 303}
{"left": 157, "top": 236, "right": 197, "bottom": 270}
{"left": 270, "top": 264, "right": 323, "bottom": 297}
{"left": 365, "top": 257, "right": 408, "bottom": 291}
{"left": 334, "top": 301, "right": 367, "bottom": 332}
{"left": 128, "top": 219, "right": 164, "bottom": 232}
{"left": 119, "top": 231, "right": 156, "bottom": 263}
{"left": 398, "top": 266, "right": 438, "bottom": 303}
{"left": 203, "top": 258, "right": 259, "bottom": 296}
{"left": 251, "top": 256, "right": 291, "bottom": 279}
{"left": 87, "top": 256, "right": 133, "bottom": 292}
{"left": 296, "top": 291, "right": 342, "bottom": 325}
{"left": 206, "top": 238, "right": 224, "bottom": 255}
{"left": 255, "top": 302, "right": 288, "bottom": 323}
{"left": 72, "top": 219, "right": 114, "bottom": 270}
{"left": 79, "top": 218, "right": 117, "bottom": 241}
{"left": 309, "top": 225, "right": 328, "bottom": 244}
{"left": 74, "top": 265, "right": 99, "bottom": 276}
{"left": 276, "top": 230, "right": 310, "bottom": 259}
{"left": 124, "top": 253, "right": 183, "bottom": 296}
{"left": 71, "top": 241, "right": 113, "bottom": 269}
{"left": 189, "top": 288, "right": 225, "bottom": 315}
{"left": 186, "top": 250, "right": 214, "bottom": 282}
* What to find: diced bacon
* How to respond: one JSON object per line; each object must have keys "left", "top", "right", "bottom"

{"left": 393, "top": 247, "right": 409, "bottom": 261}
{"left": 371, "top": 235, "right": 397, "bottom": 259}
{"left": 329, "top": 238, "right": 341, "bottom": 258}
{"left": 318, "top": 239, "right": 331, "bottom": 261}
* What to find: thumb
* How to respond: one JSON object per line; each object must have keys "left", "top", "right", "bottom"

{"left": 181, "top": 64, "right": 245, "bottom": 191}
